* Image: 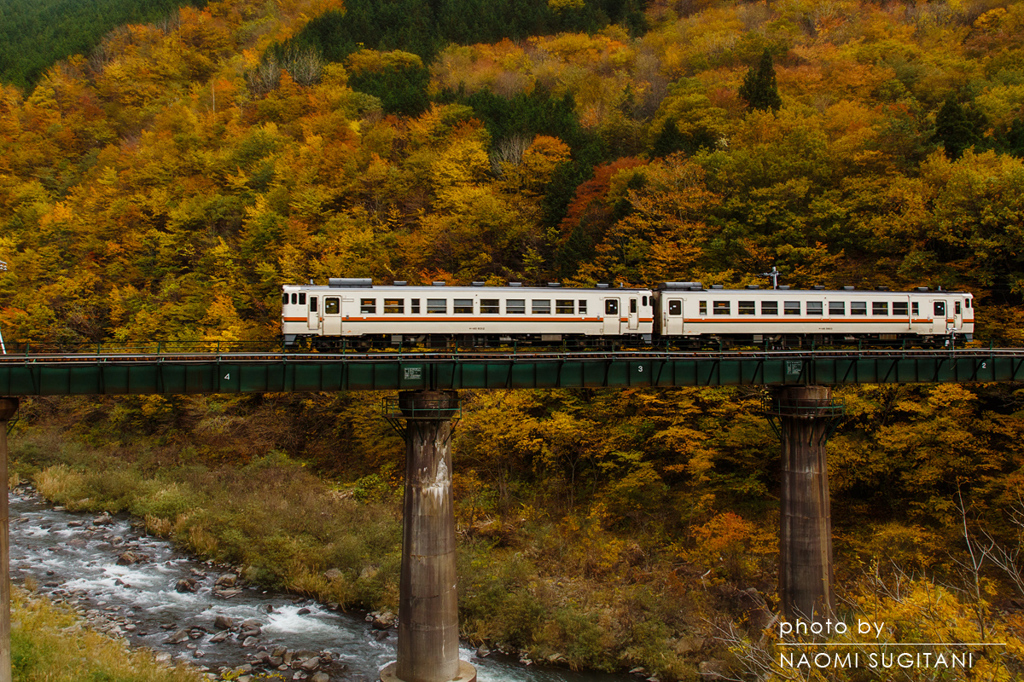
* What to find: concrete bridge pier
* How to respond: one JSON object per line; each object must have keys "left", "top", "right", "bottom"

{"left": 380, "top": 390, "right": 476, "bottom": 682}
{"left": 0, "top": 397, "right": 18, "bottom": 682}
{"left": 771, "top": 386, "right": 841, "bottom": 623}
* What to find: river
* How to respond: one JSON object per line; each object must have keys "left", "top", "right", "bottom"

{"left": 8, "top": 487, "right": 641, "bottom": 682}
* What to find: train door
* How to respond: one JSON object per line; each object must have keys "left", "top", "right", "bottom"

{"left": 663, "top": 298, "right": 684, "bottom": 335}
{"left": 602, "top": 298, "right": 621, "bottom": 334}
{"left": 308, "top": 295, "right": 320, "bottom": 331}
{"left": 323, "top": 296, "right": 342, "bottom": 335}
{"left": 628, "top": 297, "right": 640, "bottom": 331}
{"left": 932, "top": 298, "right": 949, "bottom": 334}
{"left": 952, "top": 297, "right": 963, "bottom": 331}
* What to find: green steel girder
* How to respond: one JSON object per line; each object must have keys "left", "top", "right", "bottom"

{"left": 0, "top": 351, "right": 1021, "bottom": 395}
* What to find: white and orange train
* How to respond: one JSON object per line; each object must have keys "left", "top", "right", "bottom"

{"left": 281, "top": 279, "right": 975, "bottom": 348}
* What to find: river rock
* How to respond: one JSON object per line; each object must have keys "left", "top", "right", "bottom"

{"left": 92, "top": 512, "right": 114, "bottom": 526}
{"left": 311, "top": 673, "right": 330, "bottom": 682}
{"left": 370, "top": 611, "right": 396, "bottom": 630}
{"left": 116, "top": 551, "right": 141, "bottom": 566}
{"left": 242, "top": 636, "right": 258, "bottom": 648}
{"left": 176, "top": 578, "right": 198, "bottom": 593}
{"left": 214, "top": 614, "right": 234, "bottom": 630}
{"left": 209, "top": 631, "right": 229, "bottom": 643}
{"left": 215, "top": 573, "right": 238, "bottom": 588}
{"left": 214, "top": 588, "right": 243, "bottom": 599}
{"left": 166, "top": 629, "right": 191, "bottom": 644}
{"left": 299, "top": 657, "right": 321, "bottom": 672}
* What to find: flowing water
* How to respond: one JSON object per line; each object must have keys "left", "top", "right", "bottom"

{"left": 8, "top": 488, "right": 639, "bottom": 682}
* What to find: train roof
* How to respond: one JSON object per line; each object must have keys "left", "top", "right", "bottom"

{"left": 657, "top": 282, "right": 972, "bottom": 295}
{"left": 284, "top": 280, "right": 652, "bottom": 293}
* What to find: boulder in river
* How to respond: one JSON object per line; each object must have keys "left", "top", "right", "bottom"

{"left": 166, "top": 628, "right": 191, "bottom": 644}
{"left": 214, "top": 573, "right": 238, "bottom": 588}
{"left": 214, "top": 614, "right": 234, "bottom": 630}
{"left": 175, "top": 578, "right": 198, "bottom": 593}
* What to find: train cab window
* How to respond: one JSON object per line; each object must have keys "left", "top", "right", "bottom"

{"left": 605, "top": 299, "right": 619, "bottom": 315}
{"left": 893, "top": 301, "right": 908, "bottom": 316}
{"left": 761, "top": 301, "right": 778, "bottom": 315}
{"left": 533, "top": 300, "right": 551, "bottom": 314}
{"left": 411, "top": 299, "right": 421, "bottom": 314}
{"left": 282, "top": 293, "right": 289, "bottom": 305}
{"left": 578, "top": 300, "right": 588, "bottom": 314}
{"left": 481, "top": 299, "right": 500, "bottom": 314}
{"left": 955, "top": 301, "right": 961, "bottom": 315}
{"left": 668, "top": 300, "right": 682, "bottom": 316}
{"left": 309, "top": 297, "right": 318, "bottom": 313}
{"left": 828, "top": 301, "right": 845, "bottom": 316}
{"left": 851, "top": 301, "right": 867, "bottom": 315}
{"left": 738, "top": 301, "right": 755, "bottom": 315}
{"left": 630, "top": 299, "right": 638, "bottom": 314}
{"left": 325, "top": 297, "right": 340, "bottom": 314}
{"left": 556, "top": 300, "right": 574, "bottom": 314}
{"left": 642, "top": 296, "right": 648, "bottom": 306}
{"left": 934, "top": 301, "right": 946, "bottom": 317}
{"left": 699, "top": 301, "right": 707, "bottom": 315}
{"left": 785, "top": 301, "right": 802, "bottom": 315}
{"left": 384, "top": 298, "right": 404, "bottom": 314}
{"left": 291, "top": 293, "right": 298, "bottom": 305}
{"left": 966, "top": 299, "right": 972, "bottom": 309}
{"left": 360, "top": 298, "right": 376, "bottom": 314}
{"left": 713, "top": 301, "right": 730, "bottom": 315}
{"left": 806, "top": 301, "right": 823, "bottom": 315}
{"left": 454, "top": 299, "right": 473, "bottom": 314}
{"left": 912, "top": 302, "right": 919, "bottom": 316}
{"left": 427, "top": 299, "right": 447, "bottom": 314}
{"left": 507, "top": 299, "right": 526, "bottom": 314}
{"left": 873, "top": 302, "right": 888, "bottom": 315}
{"left": 299, "top": 293, "right": 306, "bottom": 305}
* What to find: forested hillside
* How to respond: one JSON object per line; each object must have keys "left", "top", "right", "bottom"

{"left": 3, "top": 0, "right": 1024, "bottom": 678}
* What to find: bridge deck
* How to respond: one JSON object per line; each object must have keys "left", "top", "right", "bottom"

{"left": 0, "top": 349, "right": 1020, "bottom": 395}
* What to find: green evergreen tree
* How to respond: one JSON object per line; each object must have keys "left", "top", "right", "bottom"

{"left": 738, "top": 49, "right": 782, "bottom": 112}
{"left": 934, "top": 96, "right": 985, "bottom": 160}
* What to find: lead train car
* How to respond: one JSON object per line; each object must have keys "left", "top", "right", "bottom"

{"left": 282, "top": 279, "right": 656, "bottom": 347}
{"left": 656, "top": 283, "right": 975, "bottom": 346}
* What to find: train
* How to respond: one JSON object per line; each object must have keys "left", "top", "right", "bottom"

{"left": 281, "top": 279, "right": 975, "bottom": 349}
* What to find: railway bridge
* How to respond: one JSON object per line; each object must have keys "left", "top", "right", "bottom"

{"left": 1, "top": 346, "right": 1023, "bottom": 682}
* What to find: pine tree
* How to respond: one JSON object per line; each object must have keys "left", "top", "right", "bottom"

{"left": 934, "top": 96, "right": 985, "bottom": 160}
{"left": 738, "top": 49, "right": 782, "bottom": 112}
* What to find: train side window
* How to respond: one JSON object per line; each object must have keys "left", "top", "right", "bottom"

{"left": 668, "top": 300, "right": 682, "bottom": 316}
{"left": 360, "top": 298, "right": 376, "bottom": 314}
{"left": 738, "top": 301, "right": 755, "bottom": 315}
{"left": 851, "top": 301, "right": 867, "bottom": 315}
{"left": 384, "top": 298, "right": 404, "bottom": 314}
{"left": 605, "top": 299, "right": 618, "bottom": 315}
{"left": 699, "top": 301, "right": 707, "bottom": 315}
{"left": 806, "top": 301, "right": 823, "bottom": 315}
{"left": 454, "top": 299, "right": 473, "bottom": 314}
{"left": 325, "top": 297, "right": 340, "bottom": 314}
{"left": 955, "top": 301, "right": 961, "bottom": 315}
{"left": 893, "top": 301, "right": 908, "bottom": 316}
{"left": 630, "top": 299, "right": 638, "bottom": 314}
{"left": 713, "top": 301, "right": 730, "bottom": 315}
{"left": 873, "top": 301, "right": 888, "bottom": 315}
{"left": 785, "top": 301, "right": 802, "bottom": 315}
{"left": 533, "top": 300, "right": 551, "bottom": 314}
{"left": 411, "top": 299, "right": 421, "bottom": 314}
{"left": 291, "top": 293, "right": 298, "bottom": 305}
{"left": 481, "top": 299, "right": 500, "bottom": 314}
{"left": 828, "top": 301, "right": 844, "bottom": 316}
{"left": 507, "top": 299, "right": 526, "bottom": 314}
{"left": 427, "top": 299, "right": 447, "bottom": 314}
{"left": 299, "top": 293, "right": 306, "bottom": 305}
{"left": 761, "top": 301, "right": 778, "bottom": 315}
{"left": 578, "top": 300, "right": 588, "bottom": 314}
{"left": 934, "top": 301, "right": 945, "bottom": 316}
{"left": 309, "top": 297, "right": 318, "bottom": 313}
{"left": 642, "top": 295, "right": 648, "bottom": 306}
{"left": 556, "top": 300, "right": 574, "bottom": 314}
{"left": 912, "top": 302, "right": 919, "bottom": 316}
{"left": 282, "top": 293, "right": 289, "bottom": 305}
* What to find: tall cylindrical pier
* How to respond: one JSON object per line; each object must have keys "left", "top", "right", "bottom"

{"left": 381, "top": 390, "right": 476, "bottom": 682}
{"left": 775, "top": 386, "right": 836, "bottom": 622}
{"left": 0, "top": 397, "right": 18, "bottom": 682}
